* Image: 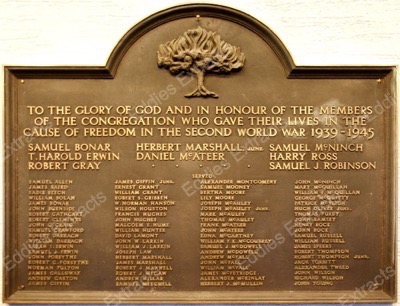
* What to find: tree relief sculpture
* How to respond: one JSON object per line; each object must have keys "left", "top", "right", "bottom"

{"left": 157, "top": 26, "right": 245, "bottom": 98}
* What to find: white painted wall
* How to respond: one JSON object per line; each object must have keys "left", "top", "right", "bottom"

{"left": 0, "top": 0, "right": 399, "bottom": 305}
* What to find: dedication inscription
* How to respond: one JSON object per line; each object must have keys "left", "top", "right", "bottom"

{"left": 4, "top": 4, "right": 396, "bottom": 304}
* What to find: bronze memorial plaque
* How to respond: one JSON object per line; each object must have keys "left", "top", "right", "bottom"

{"left": 4, "top": 4, "right": 396, "bottom": 304}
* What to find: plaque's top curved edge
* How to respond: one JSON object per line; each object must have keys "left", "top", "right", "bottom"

{"left": 4, "top": 3, "right": 395, "bottom": 79}
{"left": 106, "top": 3, "right": 296, "bottom": 78}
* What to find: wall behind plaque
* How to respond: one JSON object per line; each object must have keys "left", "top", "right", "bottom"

{"left": 0, "top": 0, "right": 399, "bottom": 305}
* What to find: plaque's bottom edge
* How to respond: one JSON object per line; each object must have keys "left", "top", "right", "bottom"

{"left": 4, "top": 290, "right": 395, "bottom": 304}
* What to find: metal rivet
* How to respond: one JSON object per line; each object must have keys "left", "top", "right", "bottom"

{"left": 377, "top": 79, "right": 381, "bottom": 83}
{"left": 152, "top": 164, "right": 155, "bottom": 168}
{"left": 248, "top": 165, "right": 251, "bottom": 168}
{"left": 199, "top": 164, "right": 203, "bottom": 168}
{"left": 196, "top": 15, "right": 201, "bottom": 21}
{"left": 20, "top": 80, "right": 25, "bottom": 84}
{"left": 176, "top": 164, "right": 179, "bottom": 168}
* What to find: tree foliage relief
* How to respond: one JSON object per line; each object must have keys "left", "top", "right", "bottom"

{"left": 157, "top": 27, "right": 245, "bottom": 98}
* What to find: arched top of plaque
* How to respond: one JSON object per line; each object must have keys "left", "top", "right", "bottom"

{"left": 109, "top": 4, "right": 291, "bottom": 79}
{"left": 8, "top": 3, "right": 391, "bottom": 79}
